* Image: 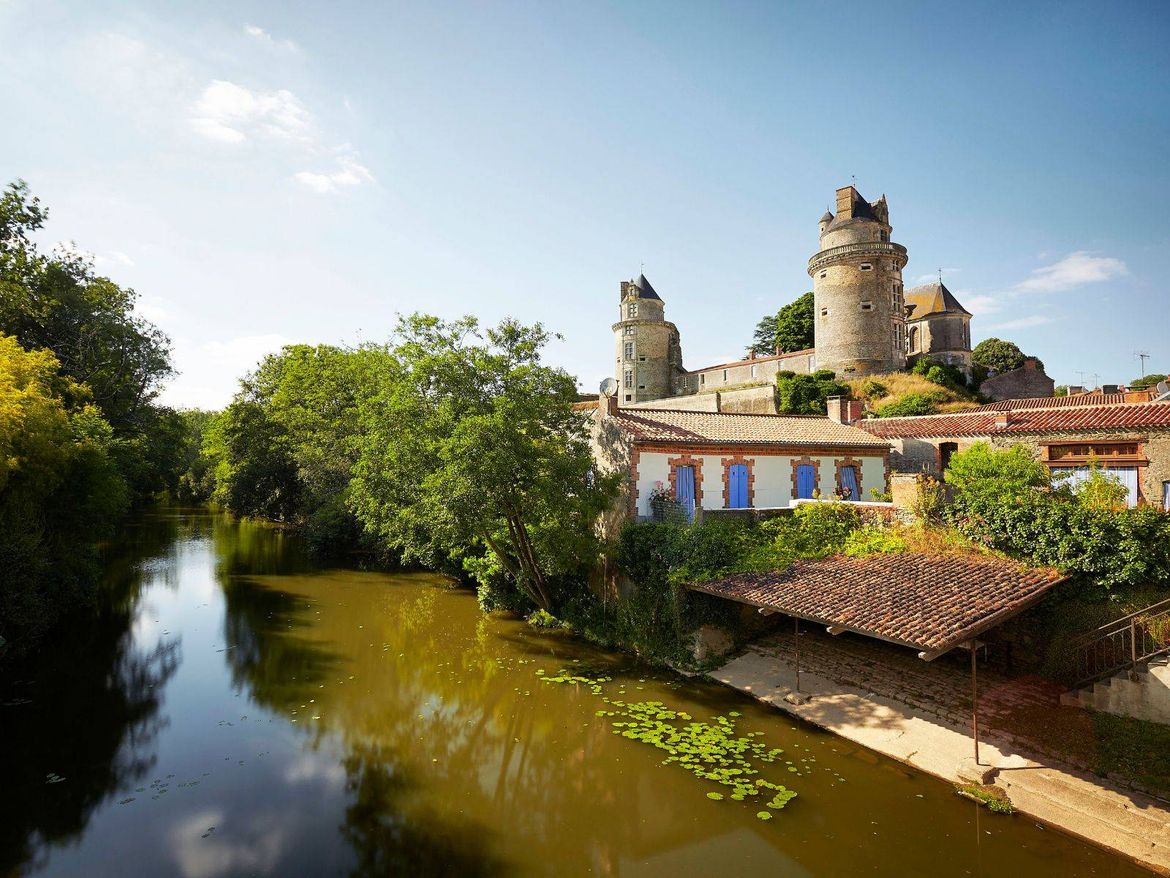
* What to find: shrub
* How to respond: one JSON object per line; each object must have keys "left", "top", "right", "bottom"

{"left": 844, "top": 526, "right": 908, "bottom": 557}
{"left": 776, "top": 369, "right": 849, "bottom": 415}
{"left": 874, "top": 392, "right": 945, "bottom": 418}
{"left": 946, "top": 442, "right": 1049, "bottom": 504}
{"left": 859, "top": 379, "right": 888, "bottom": 401}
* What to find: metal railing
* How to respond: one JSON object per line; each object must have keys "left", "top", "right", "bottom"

{"left": 1069, "top": 597, "right": 1170, "bottom": 687}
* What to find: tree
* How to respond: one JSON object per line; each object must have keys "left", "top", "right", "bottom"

{"left": 775, "top": 369, "right": 848, "bottom": 415}
{"left": 1131, "top": 373, "right": 1166, "bottom": 390}
{"left": 750, "top": 292, "right": 813, "bottom": 356}
{"left": 971, "top": 338, "right": 1043, "bottom": 375}
{"left": 945, "top": 442, "right": 1049, "bottom": 507}
{"left": 0, "top": 334, "right": 127, "bottom": 650}
{"left": 350, "top": 315, "right": 617, "bottom": 612}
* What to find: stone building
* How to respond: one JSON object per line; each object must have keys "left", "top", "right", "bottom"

{"left": 612, "top": 274, "right": 685, "bottom": 406}
{"left": 607, "top": 184, "right": 982, "bottom": 411}
{"left": 980, "top": 358, "right": 1056, "bottom": 401}
{"left": 590, "top": 397, "right": 890, "bottom": 520}
{"left": 857, "top": 393, "right": 1170, "bottom": 509}
{"left": 904, "top": 281, "right": 973, "bottom": 376}
{"left": 809, "top": 186, "right": 908, "bottom": 377}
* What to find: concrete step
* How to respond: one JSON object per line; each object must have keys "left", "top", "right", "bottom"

{"left": 996, "top": 768, "right": 1170, "bottom": 870}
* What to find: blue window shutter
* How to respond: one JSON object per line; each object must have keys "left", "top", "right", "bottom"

{"left": 675, "top": 465, "right": 696, "bottom": 522}
{"left": 728, "top": 464, "right": 749, "bottom": 508}
{"left": 796, "top": 464, "right": 816, "bottom": 499}
{"left": 841, "top": 465, "right": 859, "bottom": 501}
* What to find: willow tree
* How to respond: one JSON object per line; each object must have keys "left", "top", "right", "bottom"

{"left": 350, "top": 314, "right": 615, "bottom": 612}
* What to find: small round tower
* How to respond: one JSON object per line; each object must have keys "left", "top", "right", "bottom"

{"left": 808, "top": 186, "right": 908, "bottom": 376}
{"left": 611, "top": 274, "right": 684, "bottom": 406}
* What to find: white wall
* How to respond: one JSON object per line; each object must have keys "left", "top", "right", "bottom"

{"left": 633, "top": 449, "right": 887, "bottom": 516}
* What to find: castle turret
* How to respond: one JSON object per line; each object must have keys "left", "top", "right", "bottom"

{"left": 611, "top": 274, "right": 684, "bottom": 406}
{"left": 808, "top": 186, "right": 908, "bottom": 376}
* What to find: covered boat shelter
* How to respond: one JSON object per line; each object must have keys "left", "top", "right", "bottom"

{"left": 690, "top": 552, "right": 1067, "bottom": 764}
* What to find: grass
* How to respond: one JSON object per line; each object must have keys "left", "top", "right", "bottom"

{"left": 1092, "top": 711, "right": 1170, "bottom": 796}
{"left": 845, "top": 371, "right": 979, "bottom": 416}
{"left": 956, "top": 784, "right": 1015, "bottom": 814}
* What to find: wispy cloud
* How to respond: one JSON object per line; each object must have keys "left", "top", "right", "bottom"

{"left": 913, "top": 268, "right": 961, "bottom": 285}
{"left": 189, "top": 80, "right": 312, "bottom": 144}
{"left": 242, "top": 24, "right": 300, "bottom": 53}
{"left": 293, "top": 153, "right": 375, "bottom": 193}
{"left": 986, "top": 314, "right": 1055, "bottom": 331}
{"left": 1014, "top": 251, "right": 1127, "bottom": 293}
{"left": 962, "top": 293, "right": 1001, "bottom": 316}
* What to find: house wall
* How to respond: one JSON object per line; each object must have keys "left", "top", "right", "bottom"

{"left": 631, "top": 446, "right": 888, "bottom": 516}
{"left": 684, "top": 349, "right": 814, "bottom": 394}
{"left": 979, "top": 361, "right": 1055, "bottom": 401}
{"left": 886, "top": 427, "right": 1170, "bottom": 508}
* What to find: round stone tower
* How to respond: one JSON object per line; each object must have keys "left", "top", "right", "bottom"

{"left": 611, "top": 274, "right": 684, "bottom": 406}
{"left": 808, "top": 186, "right": 908, "bottom": 377}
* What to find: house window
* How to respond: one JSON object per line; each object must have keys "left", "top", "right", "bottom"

{"left": 624, "top": 370, "right": 633, "bottom": 387}
{"left": 880, "top": 231, "right": 889, "bottom": 242}
{"left": 859, "top": 263, "right": 873, "bottom": 272}
{"left": 1163, "top": 481, "right": 1169, "bottom": 512}
{"left": 838, "top": 464, "right": 860, "bottom": 501}
{"left": 638, "top": 384, "right": 645, "bottom": 390}
{"left": 681, "top": 375, "right": 689, "bottom": 390}
{"left": 722, "top": 369, "right": 729, "bottom": 383}
{"left": 750, "top": 364, "right": 758, "bottom": 379}
{"left": 700, "top": 373, "right": 705, "bottom": 386}
{"left": 638, "top": 356, "right": 647, "bottom": 362}
{"left": 1045, "top": 441, "right": 1146, "bottom": 508}
{"left": 909, "top": 326, "right": 919, "bottom": 352}
{"left": 939, "top": 442, "right": 959, "bottom": 476}
{"left": 820, "top": 307, "right": 830, "bottom": 317}
{"left": 624, "top": 342, "right": 633, "bottom": 359}
{"left": 819, "top": 271, "right": 827, "bottom": 279}
{"left": 860, "top": 301, "right": 873, "bottom": 311}
{"left": 625, "top": 326, "right": 635, "bottom": 336}
{"left": 624, "top": 394, "right": 631, "bottom": 402}
{"left": 626, "top": 302, "right": 638, "bottom": 318}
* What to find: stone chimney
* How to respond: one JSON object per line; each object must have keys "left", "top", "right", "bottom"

{"left": 835, "top": 186, "right": 860, "bottom": 218}
{"left": 994, "top": 412, "right": 1011, "bottom": 429}
{"left": 1023, "top": 358, "right": 1038, "bottom": 371}
{"left": 826, "top": 396, "right": 862, "bottom": 425}
{"left": 604, "top": 394, "right": 618, "bottom": 417}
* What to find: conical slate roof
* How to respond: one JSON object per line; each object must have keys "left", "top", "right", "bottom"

{"left": 632, "top": 273, "right": 662, "bottom": 300}
{"left": 904, "top": 281, "right": 970, "bottom": 318}
{"left": 820, "top": 210, "right": 834, "bottom": 223}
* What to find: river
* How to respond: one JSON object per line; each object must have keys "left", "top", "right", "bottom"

{"left": 0, "top": 506, "right": 1144, "bottom": 877}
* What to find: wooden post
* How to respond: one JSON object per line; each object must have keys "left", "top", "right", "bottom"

{"left": 794, "top": 617, "right": 801, "bottom": 694}
{"left": 971, "top": 640, "right": 980, "bottom": 765}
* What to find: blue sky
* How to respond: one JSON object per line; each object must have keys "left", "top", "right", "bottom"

{"left": 2, "top": 0, "right": 1168, "bottom": 407}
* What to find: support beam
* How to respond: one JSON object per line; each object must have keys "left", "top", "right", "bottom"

{"left": 826, "top": 625, "right": 847, "bottom": 636}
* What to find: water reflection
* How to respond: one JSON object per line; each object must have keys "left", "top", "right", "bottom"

{"left": 0, "top": 510, "right": 182, "bottom": 875}
{"left": 1, "top": 508, "right": 1153, "bottom": 877}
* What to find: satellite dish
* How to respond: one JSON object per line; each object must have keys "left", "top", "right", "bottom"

{"left": 1157, "top": 381, "right": 1170, "bottom": 396}
{"left": 599, "top": 377, "right": 618, "bottom": 397}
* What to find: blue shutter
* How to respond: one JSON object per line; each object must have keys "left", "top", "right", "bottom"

{"left": 796, "top": 464, "right": 816, "bottom": 499}
{"left": 675, "top": 465, "right": 696, "bottom": 522}
{"left": 728, "top": 464, "right": 749, "bottom": 508}
{"left": 841, "top": 465, "right": 859, "bottom": 501}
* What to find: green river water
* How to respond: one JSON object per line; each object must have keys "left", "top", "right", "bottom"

{"left": 0, "top": 507, "right": 1147, "bottom": 877}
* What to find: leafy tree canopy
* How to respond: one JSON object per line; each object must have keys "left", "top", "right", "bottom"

{"left": 350, "top": 314, "right": 618, "bottom": 611}
{"left": 945, "top": 442, "right": 1049, "bottom": 506}
{"left": 1131, "top": 373, "right": 1167, "bottom": 390}
{"left": 775, "top": 368, "right": 848, "bottom": 415}
{"left": 971, "top": 337, "right": 1043, "bottom": 375}
{"left": 750, "top": 292, "right": 813, "bottom": 357}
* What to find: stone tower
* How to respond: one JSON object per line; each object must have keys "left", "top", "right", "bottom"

{"left": 808, "top": 186, "right": 908, "bottom": 377}
{"left": 612, "top": 274, "right": 684, "bottom": 406}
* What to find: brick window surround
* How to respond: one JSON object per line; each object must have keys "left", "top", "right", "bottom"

{"left": 667, "top": 453, "right": 704, "bottom": 508}
{"left": 835, "top": 457, "right": 864, "bottom": 500}
{"left": 720, "top": 454, "right": 755, "bottom": 508}
{"left": 790, "top": 456, "right": 821, "bottom": 500}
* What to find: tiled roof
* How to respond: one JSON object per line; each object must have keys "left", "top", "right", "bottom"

{"left": 969, "top": 392, "right": 1139, "bottom": 412}
{"left": 690, "top": 553, "right": 1066, "bottom": 655}
{"left": 610, "top": 409, "right": 890, "bottom": 448}
{"left": 857, "top": 401, "right": 1170, "bottom": 439}
{"left": 904, "top": 281, "right": 971, "bottom": 318}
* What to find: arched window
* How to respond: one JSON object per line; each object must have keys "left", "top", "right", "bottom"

{"left": 909, "top": 326, "right": 919, "bottom": 353}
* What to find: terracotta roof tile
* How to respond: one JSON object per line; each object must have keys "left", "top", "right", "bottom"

{"left": 969, "top": 393, "right": 1134, "bottom": 412}
{"left": 690, "top": 553, "right": 1066, "bottom": 655}
{"left": 857, "top": 401, "right": 1170, "bottom": 439}
{"left": 610, "top": 409, "right": 890, "bottom": 448}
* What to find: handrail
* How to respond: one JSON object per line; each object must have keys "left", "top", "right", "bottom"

{"left": 1068, "top": 598, "right": 1170, "bottom": 688}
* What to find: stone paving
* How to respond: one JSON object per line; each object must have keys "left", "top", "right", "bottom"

{"left": 745, "top": 626, "right": 1120, "bottom": 784}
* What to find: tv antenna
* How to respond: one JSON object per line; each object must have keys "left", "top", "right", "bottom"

{"left": 1075, "top": 370, "right": 1088, "bottom": 388}
{"left": 1136, "top": 350, "right": 1151, "bottom": 377}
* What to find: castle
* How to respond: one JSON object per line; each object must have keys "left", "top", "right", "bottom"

{"left": 611, "top": 185, "right": 974, "bottom": 409}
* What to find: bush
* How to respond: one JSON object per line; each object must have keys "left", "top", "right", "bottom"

{"left": 775, "top": 369, "right": 850, "bottom": 415}
{"left": 946, "top": 442, "right": 1049, "bottom": 503}
{"left": 844, "top": 525, "right": 908, "bottom": 557}
{"left": 859, "top": 379, "right": 888, "bottom": 401}
{"left": 874, "top": 392, "right": 945, "bottom": 418}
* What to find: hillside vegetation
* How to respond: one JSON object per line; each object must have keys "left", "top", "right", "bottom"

{"left": 845, "top": 371, "right": 980, "bottom": 418}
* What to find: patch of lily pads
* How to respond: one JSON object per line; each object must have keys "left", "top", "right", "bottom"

{"left": 539, "top": 668, "right": 797, "bottom": 815}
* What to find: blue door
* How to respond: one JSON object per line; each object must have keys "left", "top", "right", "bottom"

{"left": 675, "top": 465, "right": 696, "bottom": 522}
{"left": 728, "top": 463, "right": 749, "bottom": 508}
{"left": 840, "top": 465, "right": 860, "bottom": 501}
{"left": 796, "top": 464, "right": 816, "bottom": 500}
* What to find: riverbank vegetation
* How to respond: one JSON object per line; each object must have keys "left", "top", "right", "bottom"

{"left": 1, "top": 181, "right": 187, "bottom": 653}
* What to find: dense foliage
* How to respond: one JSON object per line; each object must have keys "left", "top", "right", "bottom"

{"left": 946, "top": 443, "right": 1170, "bottom": 597}
{"left": 1, "top": 180, "right": 184, "bottom": 652}
{"left": 774, "top": 369, "right": 849, "bottom": 415}
{"left": 1131, "top": 373, "right": 1167, "bottom": 390}
{"left": 750, "top": 292, "right": 813, "bottom": 356}
{"left": 971, "top": 337, "right": 1043, "bottom": 375}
